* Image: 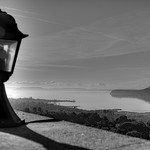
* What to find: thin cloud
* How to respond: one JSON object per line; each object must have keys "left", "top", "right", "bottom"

{"left": 77, "top": 27, "right": 128, "bottom": 41}
{"left": 16, "top": 62, "right": 88, "bottom": 70}
{"left": 7, "top": 80, "right": 107, "bottom": 90}
{"left": 1, "top": 6, "right": 39, "bottom": 15}
{"left": 1, "top": 6, "right": 71, "bottom": 27}
{"left": 13, "top": 14, "right": 69, "bottom": 26}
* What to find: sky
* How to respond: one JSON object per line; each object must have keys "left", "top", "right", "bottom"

{"left": 1, "top": 0, "right": 150, "bottom": 92}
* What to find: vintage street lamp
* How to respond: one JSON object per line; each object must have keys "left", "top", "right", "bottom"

{"left": 0, "top": 9, "right": 28, "bottom": 127}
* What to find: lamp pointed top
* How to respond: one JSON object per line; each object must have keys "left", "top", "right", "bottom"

{"left": 0, "top": 9, "right": 28, "bottom": 40}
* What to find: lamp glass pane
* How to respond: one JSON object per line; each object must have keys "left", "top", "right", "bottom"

{"left": 0, "top": 40, "right": 18, "bottom": 72}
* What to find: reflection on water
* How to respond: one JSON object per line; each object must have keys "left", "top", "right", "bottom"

{"left": 6, "top": 87, "right": 150, "bottom": 112}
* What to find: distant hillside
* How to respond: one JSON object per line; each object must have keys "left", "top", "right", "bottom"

{"left": 111, "top": 87, "right": 150, "bottom": 94}
{"left": 16, "top": 86, "right": 107, "bottom": 92}
{"left": 141, "top": 87, "right": 150, "bottom": 93}
{"left": 110, "top": 87, "right": 150, "bottom": 103}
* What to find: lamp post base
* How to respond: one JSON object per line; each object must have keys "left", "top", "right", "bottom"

{"left": 0, "top": 83, "right": 25, "bottom": 128}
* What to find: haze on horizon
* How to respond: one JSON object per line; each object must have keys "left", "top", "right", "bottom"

{"left": 1, "top": 0, "right": 150, "bottom": 94}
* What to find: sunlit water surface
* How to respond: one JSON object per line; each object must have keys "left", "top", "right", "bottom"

{"left": 6, "top": 88, "right": 150, "bottom": 112}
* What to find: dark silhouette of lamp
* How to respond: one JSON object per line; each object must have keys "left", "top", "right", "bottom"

{"left": 0, "top": 9, "right": 28, "bottom": 127}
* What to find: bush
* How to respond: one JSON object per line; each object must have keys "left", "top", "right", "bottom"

{"left": 117, "top": 121, "right": 149, "bottom": 139}
{"left": 33, "top": 107, "right": 37, "bottom": 113}
{"left": 115, "top": 115, "right": 128, "bottom": 124}
{"left": 126, "top": 131, "right": 142, "bottom": 138}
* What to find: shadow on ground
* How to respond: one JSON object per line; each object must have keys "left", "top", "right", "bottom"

{"left": 26, "top": 118, "right": 60, "bottom": 124}
{"left": 0, "top": 119, "right": 90, "bottom": 150}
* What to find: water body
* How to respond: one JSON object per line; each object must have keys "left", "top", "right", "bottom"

{"left": 7, "top": 88, "right": 150, "bottom": 113}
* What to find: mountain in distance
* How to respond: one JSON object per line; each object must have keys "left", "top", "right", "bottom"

{"left": 110, "top": 87, "right": 150, "bottom": 103}
{"left": 16, "top": 86, "right": 108, "bottom": 92}
{"left": 111, "top": 87, "right": 150, "bottom": 93}
{"left": 140, "top": 87, "right": 150, "bottom": 93}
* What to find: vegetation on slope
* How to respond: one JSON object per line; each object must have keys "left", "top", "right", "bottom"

{"left": 10, "top": 97, "right": 150, "bottom": 140}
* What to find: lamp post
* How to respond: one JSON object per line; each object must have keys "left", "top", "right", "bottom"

{"left": 0, "top": 9, "right": 28, "bottom": 127}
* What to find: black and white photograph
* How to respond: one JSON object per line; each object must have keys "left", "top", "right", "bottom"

{"left": 0, "top": 0, "right": 150, "bottom": 149}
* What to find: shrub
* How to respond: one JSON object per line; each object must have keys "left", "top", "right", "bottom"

{"left": 117, "top": 121, "right": 149, "bottom": 139}
{"left": 33, "top": 107, "right": 37, "bottom": 113}
{"left": 126, "top": 131, "right": 142, "bottom": 138}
